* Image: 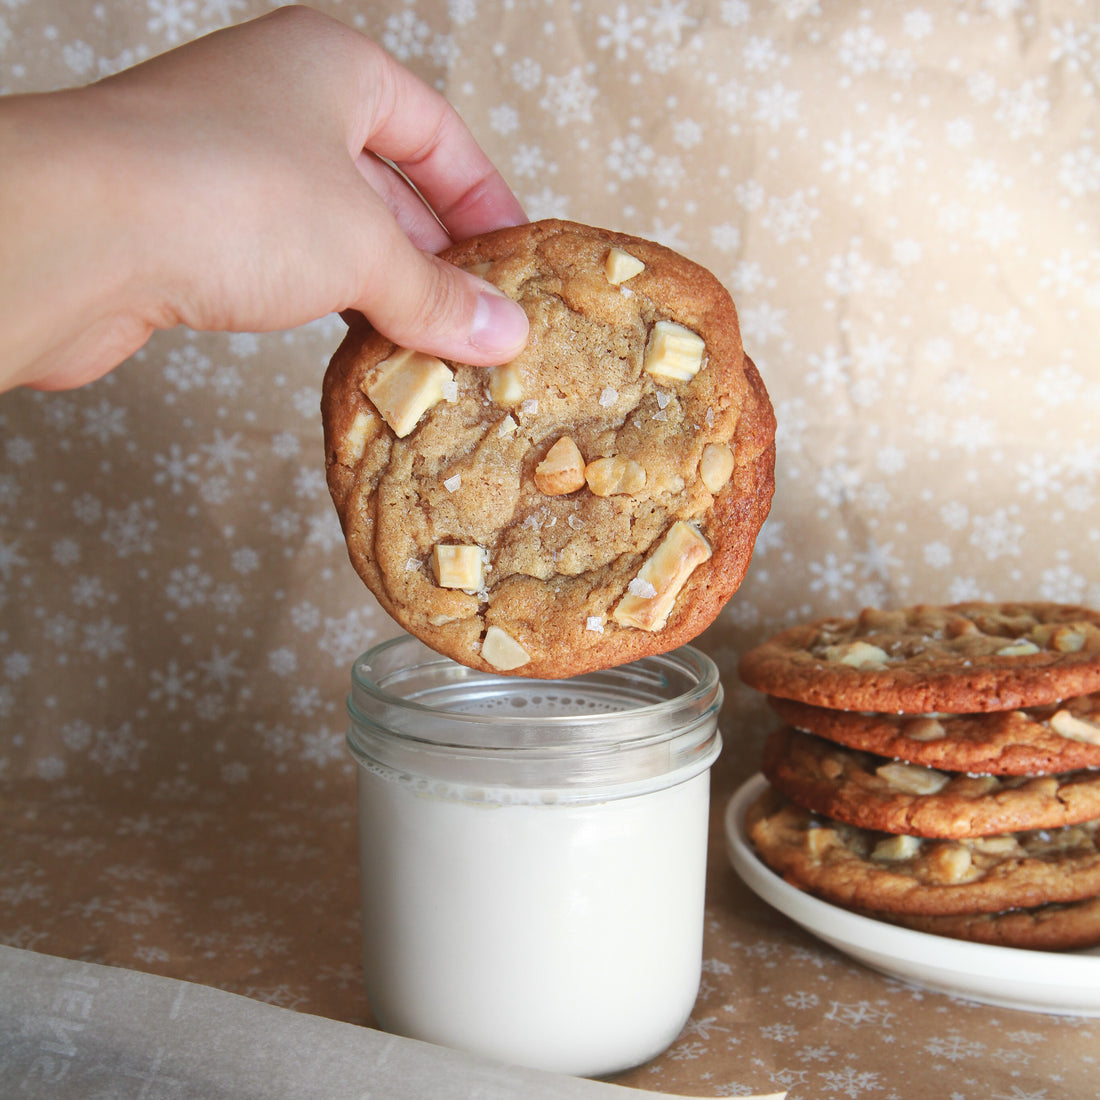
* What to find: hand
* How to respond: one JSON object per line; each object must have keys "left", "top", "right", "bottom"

{"left": 0, "top": 5, "right": 529, "bottom": 392}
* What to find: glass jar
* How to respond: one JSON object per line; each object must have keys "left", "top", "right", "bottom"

{"left": 345, "top": 633, "right": 723, "bottom": 1078}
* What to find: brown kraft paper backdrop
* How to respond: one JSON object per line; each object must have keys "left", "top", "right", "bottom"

{"left": 2, "top": 1, "right": 1100, "bottom": 1097}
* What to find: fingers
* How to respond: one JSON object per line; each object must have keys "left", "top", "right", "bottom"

{"left": 351, "top": 209, "right": 528, "bottom": 367}
{"left": 353, "top": 152, "right": 452, "bottom": 254}
{"left": 354, "top": 41, "right": 527, "bottom": 242}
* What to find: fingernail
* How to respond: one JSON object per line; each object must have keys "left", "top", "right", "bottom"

{"left": 469, "top": 291, "right": 529, "bottom": 358}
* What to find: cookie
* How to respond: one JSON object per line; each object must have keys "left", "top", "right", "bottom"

{"left": 868, "top": 895, "right": 1100, "bottom": 952}
{"left": 322, "top": 219, "right": 776, "bottom": 678}
{"left": 761, "top": 725, "right": 1100, "bottom": 838}
{"left": 745, "top": 786, "right": 1100, "bottom": 916}
{"left": 738, "top": 602, "right": 1100, "bottom": 713}
{"left": 768, "top": 692, "right": 1100, "bottom": 776}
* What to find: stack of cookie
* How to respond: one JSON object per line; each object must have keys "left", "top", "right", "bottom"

{"left": 738, "top": 601, "right": 1100, "bottom": 951}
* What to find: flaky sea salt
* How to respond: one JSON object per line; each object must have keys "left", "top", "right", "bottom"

{"left": 628, "top": 578, "right": 658, "bottom": 599}
{"left": 586, "top": 616, "right": 605, "bottom": 633}
{"left": 441, "top": 379, "right": 459, "bottom": 402}
{"left": 444, "top": 474, "right": 461, "bottom": 492}
{"left": 498, "top": 414, "right": 517, "bottom": 436}
{"left": 599, "top": 386, "right": 618, "bottom": 407}
{"left": 521, "top": 399, "right": 539, "bottom": 416}
{"left": 655, "top": 390, "right": 671, "bottom": 409}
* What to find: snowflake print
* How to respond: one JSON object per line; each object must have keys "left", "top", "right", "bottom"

{"left": 146, "top": 0, "right": 198, "bottom": 44}
{"left": 762, "top": 190, "right": 818, "bottom": 243}
{"left": 511, "top": 143, "right": 548, "bottom": 180}
{"left": 836, "top": 24, "right": 887, "bottom": 75}
{"left": 808, "top": 553, "right": 857, "bottom": 601}
{"left": 994, "top": 78, "right": 1050, "bottom": 139}
{"left": 382, "top": 9, "right": 431, "bottom": 60}
{"left": 925, "top": 1032, "right": 988, "bottom": 1063}
{"left": 605, "top": 133, "right": 655, "bottom": 181}
{"left": 754, "top": 80, "right": 801, "bottom": 129}
{"left": 540, "top": 67, "right": 597, "bottom": 125}
{"left": 819, "top": 1065, "right": 884, "bottom": 1097}
{"left": 596, "top": 4, "right": 647, "bottom": 59}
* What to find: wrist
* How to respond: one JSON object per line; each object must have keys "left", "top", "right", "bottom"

{"left": 0, "top": 87, "right": 157, "bottom": 390}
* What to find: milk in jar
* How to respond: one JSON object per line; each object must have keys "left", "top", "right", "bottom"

{"left": 345, "top": 635, "right": 722, "bottom": 1078}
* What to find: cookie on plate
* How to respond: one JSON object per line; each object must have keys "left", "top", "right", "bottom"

{"left": 738, "top": 602, "right": 1100, "bottom": 713}
{"left": 745, "top": 786, "right": 1100, "bottom": 916}
{"left": 761, "top": 725, "right": 1100, "bottom": 838}
{"left": 322, "top": 219, "right": 776, "bottom": 678}
{"left": 868, "top": 895, "right": 1100, "bottom": 952}
{"left": 767, "top": 692, "right": 1100, "bottom": 776}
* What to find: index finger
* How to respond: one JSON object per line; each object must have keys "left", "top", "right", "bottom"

{"left": 353, "top": 41, "right": 527, "bottom": 241}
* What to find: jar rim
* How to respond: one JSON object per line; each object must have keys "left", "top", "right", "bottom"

{"left": 348, "top": 633, "right": 721, "bottom": 750}
{"left": 346, "top": 634, "right": 723, "bottom": 799}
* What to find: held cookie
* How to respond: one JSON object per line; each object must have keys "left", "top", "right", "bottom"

{"left": 739, "top": 602, "right": 1100, "bottom": 713}
{"left": 745, "top": 786, "right": 1100, "bottom": 916}
{"left": 322, "top": 219, "right": 776, "bottom": 677}
{"left": 761, "top": 726, "right": 1100, "bottom": 838}
{"left": 768, "top": 693, "right": 1100, "bottom": 776}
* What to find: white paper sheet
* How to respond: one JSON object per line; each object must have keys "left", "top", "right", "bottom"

{"left": 0, "top": 946, "right": 784, "bottom": 1100}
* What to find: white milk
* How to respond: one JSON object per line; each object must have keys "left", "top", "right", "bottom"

{"left": 346, "top": 637, "right": 722, "bottom": 1078}
{"left": 356, "top": 763, "right": 709, "bottom": 1077}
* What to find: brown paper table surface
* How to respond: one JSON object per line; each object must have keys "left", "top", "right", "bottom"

{"left": 3, "top": 1, "right": 1100, "bottom": 1097}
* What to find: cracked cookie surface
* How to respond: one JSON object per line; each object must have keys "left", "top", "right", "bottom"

{"left": 322, "top": 219, "right": 775, "bottom": 677}
{"left": 868, "top": 895, "right": 1100, "bottom": 951}
{"left": 746, "top": 785, "right": 1100, "bottom": 916}
{"left": 767, "top": 692, "right": 1100, "bottom": 775}
{"left": 761, "top": 725, "right": 1100, "bottom": 838}
{"left": 739, "top": 602, "right": 1100, "bottom": 713}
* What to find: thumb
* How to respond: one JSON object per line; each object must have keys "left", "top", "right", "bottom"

{"left": 352, "top": 219, "right": 529, "bottom": 367}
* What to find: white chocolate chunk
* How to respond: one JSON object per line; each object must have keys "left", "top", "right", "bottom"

{"left": 804, "top": 825, "right": 836, "bottom": 859}
{"left": 996, "top": 640, "right": 1041, "bottom": 657}
{"left": 612, "top": 521, "right": 712, "bottom": 632}
{"left": 1051, "top": 625, "right": 1088, "bottom": 653}
{"left": 337, "top": 407, "right": 376, "bottom": 465}
{"left": 534, "top": 436, "right": 586, "bottom": 495}
{"left": 605, "top": 247, "right": 646, "bottom": 285}
{"left": 584, "top": 455, "right": 647, "bottom": 497}
{"left": 875, "top": 761, "right": 951, "bottom": 796}
{"left": 431, "top": 545, "right": 484, "bottom": 591}
{"left": 1050, "top": 709, "right": 1100, "bottom": 745}
{"left": 643, "top": 320, "right": 706, "bottom": 382}
{"left": 489, "top": 363, "right": 524, "bottom": 407}
{"left": 871, "top": 834, "right": 921, "bottom": 862}
{"left": 363, "top": 349, "right": 453, "bottom": 438}
{"left": 902, "top": 716, "right": 946, "bottom": 742}
{"left": 822, "top": 640, "right": 889, "bottom": 669}
{"left": 465, "top": 261, "right": 493, "bottom": 277}
{"left": 481, "top": 626, "right": 530, "bottom": 670}
{"left": 699, "top": 442, "right": 735, "bottom": 493}
{"left": 930, "top": 843, "right": 973, "bottom": 884}
{"left": 970, "top": 835, "right": 1021, "bottom": 856}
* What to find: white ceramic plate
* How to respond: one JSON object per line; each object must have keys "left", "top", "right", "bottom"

{"left": 724, "top": 773, "right": 1100, "bottom": 1016}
